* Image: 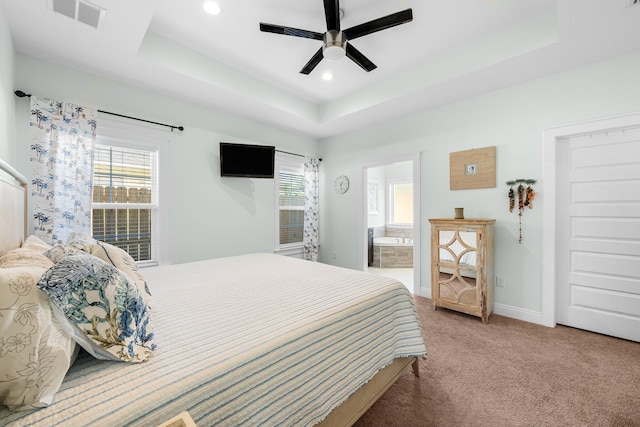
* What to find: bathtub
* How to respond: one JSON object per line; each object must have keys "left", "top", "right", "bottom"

{"left": 372, "top": 237, "right": 414, "bottom": 268}
{"left": 373, "top": 236, "right": 413, "bottom": 246}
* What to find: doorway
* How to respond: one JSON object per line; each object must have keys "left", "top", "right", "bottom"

{"left": 362, "top": 155, "right": 421, "bottom": 296}
{"left": 542, "top": 113, "right": 640, "bottom": 341}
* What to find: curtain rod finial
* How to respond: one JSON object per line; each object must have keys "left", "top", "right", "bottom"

{"left": 14, "top": 90, "right": 31, "bottom": 98}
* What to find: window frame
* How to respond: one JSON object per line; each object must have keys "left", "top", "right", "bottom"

{"left": 387, "top": 178, "right": 414, "bottom": 227}
{"left": 274, "top": 152, "right": 305, "bottom": 254}
{"left": 92, "top": 118, "right": 169, "bottom": 266}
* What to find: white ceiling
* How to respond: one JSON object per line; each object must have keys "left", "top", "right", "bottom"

{"left": 4, "top": 0, "right": 640, "bottom": 139}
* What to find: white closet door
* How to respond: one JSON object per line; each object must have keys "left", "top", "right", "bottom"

{"left": 556, "top": 126, "right": 640, "bottom": 342}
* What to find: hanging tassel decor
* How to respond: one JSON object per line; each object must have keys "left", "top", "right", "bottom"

{"left": 524, "top": 179, "right": 536, "bottom": 209}
{"left": 506, "top": 181, "right": 515, "bottom": 212}
{"left": 506, "top": 179, "right": 537, "bottom": 244}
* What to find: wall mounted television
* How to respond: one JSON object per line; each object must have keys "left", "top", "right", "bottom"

{"left": 220, "top": 142, "right": 275, "bottom": 178}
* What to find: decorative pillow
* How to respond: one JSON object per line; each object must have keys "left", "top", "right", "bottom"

{"left": 0, "top": 266, "right": 76, "bottom": 410}
{"left": 43, "top": 244, "right": 85, "bottom": 264}
{"left": 37, "top": 253, "right": 156, "bottom": 363}
{"left": 0, "top": 248, "right": 55, "bottom": 269}
{"left": 21, "top": 235, "right": 53, "bottom": 253}
{"left": 66, "top": 233, "right": 152, "bottom": 307}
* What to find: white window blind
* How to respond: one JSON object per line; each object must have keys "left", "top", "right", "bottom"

{"left": 92, "top": 144, "right": 158, "bottom": 264}
{"left": 276, "top": 156, "right": 305, "bottom": 248}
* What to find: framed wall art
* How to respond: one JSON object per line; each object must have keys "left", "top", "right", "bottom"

{"left": 449, "top": 146, "right": 496, "bottom": 190}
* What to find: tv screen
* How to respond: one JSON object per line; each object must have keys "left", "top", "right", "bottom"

{"left": 220, "top": 142, "right": 275, "bottom": 178}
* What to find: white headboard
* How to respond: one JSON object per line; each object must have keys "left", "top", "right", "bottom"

{"left": 0, "top": 158, "right": 28, "bottom": 255}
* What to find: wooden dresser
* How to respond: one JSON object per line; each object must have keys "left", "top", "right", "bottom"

{"left": 429, "top": 218, "right": 495, "bottom": 323}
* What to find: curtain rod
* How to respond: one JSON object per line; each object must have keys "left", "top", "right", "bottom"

{"left": 276, "top": 149, "right": 322, "bottom": 161}
{"left": 14, "top": 90, "right": 184, "bottom": 132}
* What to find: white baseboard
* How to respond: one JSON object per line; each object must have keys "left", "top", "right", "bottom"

{"left": 493, "top": 303, "right": 545, "bottom": 326}
{"left": 417, "top": 285, "right": 431, "bottom": 299}
{"left": 412, "top": 287, "right": 546, "bottom": 327}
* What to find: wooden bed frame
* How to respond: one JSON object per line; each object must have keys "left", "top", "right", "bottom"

{"left": 0, "top": 158, "right": 419, "bottom": 427}
{"left": 317, "top": 356, "right": 419, "bottom": 427}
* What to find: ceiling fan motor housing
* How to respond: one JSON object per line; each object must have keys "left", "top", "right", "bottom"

{"left": 259, "top": 2, "right": 412, "bottom": 74}
{"left": 323, "top": 30, "right": 346, "bottom": 60}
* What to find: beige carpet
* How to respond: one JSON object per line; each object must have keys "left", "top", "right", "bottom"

{"left": 354, "top": 296, "right": 640, "bottom": 427}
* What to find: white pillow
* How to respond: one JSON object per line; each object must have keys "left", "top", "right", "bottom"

{"left": 0, "top": 266, "right": 76, "bottom": 410}
{"left": 0, "top": 248, "right": 54, "bottom": 269}
{"left": 21, "top": 235, "right": 53, "bottom": 253}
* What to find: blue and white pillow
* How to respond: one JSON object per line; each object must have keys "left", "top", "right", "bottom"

{"left": 66, "top": 233, "right": 153, "bottom": 308}
{"left": 37, "top": 253, "right": 156, "bottom": 363}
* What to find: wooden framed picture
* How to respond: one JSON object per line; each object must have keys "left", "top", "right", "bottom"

{"left": 449, "top": 146, "right": 496, "bottom": 190}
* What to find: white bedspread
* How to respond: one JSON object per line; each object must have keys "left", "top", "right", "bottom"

{"left": 0, "top": 253, "right": 426, "bottom": 427}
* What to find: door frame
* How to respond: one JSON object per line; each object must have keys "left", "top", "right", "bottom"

{"left": 541, "top": 112, "right": 640, "bottom": 327}
{"left": 360, "top": 154, "right": 422, "bottom": 296}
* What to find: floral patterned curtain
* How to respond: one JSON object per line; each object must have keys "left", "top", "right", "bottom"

{"left": 303, "top": 158, "right": 320, "bottom": 262}
{"left": 29, "top": 97, "right": 97, "bottom": 245}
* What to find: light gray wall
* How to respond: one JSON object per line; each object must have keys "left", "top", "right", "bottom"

{"left": 0, "top": 5, "right": 15, "bottom": 163}
{"left": 12, "top": 54, "right": 319, "bottom": 265}
{"left": 319, "top": 50, "right": 640, "bottom": 315}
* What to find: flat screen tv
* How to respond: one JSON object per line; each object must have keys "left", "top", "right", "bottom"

{"left": 220, "top": 142, "right": 275, "bottom": 178}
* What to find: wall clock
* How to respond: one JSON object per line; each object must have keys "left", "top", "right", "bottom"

{"left": 334, "top": 175, "right": 350, "bottom": 194}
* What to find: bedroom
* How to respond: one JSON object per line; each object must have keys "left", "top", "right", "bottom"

{"left": 1, "top": 0, "right": 639, "bottom": 425}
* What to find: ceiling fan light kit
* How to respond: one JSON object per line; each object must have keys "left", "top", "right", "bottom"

{"left": 259, "top": 0, "right": 413, "bottom": 75}
{"left": 323, "top": 31, "right": 346, "bottom": 60}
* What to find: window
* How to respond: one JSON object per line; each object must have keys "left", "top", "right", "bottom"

{"left": 92, "top": 138, "right": 160, "bottom": 266}
{"left": 275, "top": 154, "right": 305, "bottom": 251}
{"left": 388, "top": 180, "right": 413, "bottom": 225}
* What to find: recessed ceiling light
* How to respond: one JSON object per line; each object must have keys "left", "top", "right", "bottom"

{"left": 322, "top": 72, "right": 334, "bottom": 81}
{"left": 202, "top": 0, "right": 222, "bottom": 15}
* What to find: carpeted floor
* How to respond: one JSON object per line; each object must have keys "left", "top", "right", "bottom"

{"left": 354, "top": 296, "right": 640, "bottom": 427}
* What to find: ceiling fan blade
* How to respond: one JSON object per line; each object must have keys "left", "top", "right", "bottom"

{"left": 260, "top": 23, "right": 323, "bottom": 40}
{"left": 324, "top": 0, "right": 340, "bottom": 31}
{"left": 345, "top": 43, "right": 376, "bottom": 72}
{"left": 343, "top": 8, "right": 413, "bottom": 40}
{"left": 300, "top": 48, "right": 324, "bottom": 74}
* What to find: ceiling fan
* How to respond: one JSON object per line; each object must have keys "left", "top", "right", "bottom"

{"left": 259, "top": 0, "right": 413, "bottom": 75}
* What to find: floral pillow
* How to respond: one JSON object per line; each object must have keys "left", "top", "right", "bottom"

{"left": 0, "top": 248, "right": 54, "bottom": 269}
{"left": 0, "top": 266, "right": 76, "bottom": 410}
{"left": 37, "top": 253, "right": 156, "bottom": 363}
{"left": 66, "top": 233, "right": 152, "bottom": 307}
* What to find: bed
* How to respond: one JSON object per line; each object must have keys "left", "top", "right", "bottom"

{"left": 0, "top": 158, "right": 426, "bottom": 426}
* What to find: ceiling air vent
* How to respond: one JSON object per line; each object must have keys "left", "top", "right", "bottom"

{"left": 47, "top": 0, "right": 106, "bottom": 30}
